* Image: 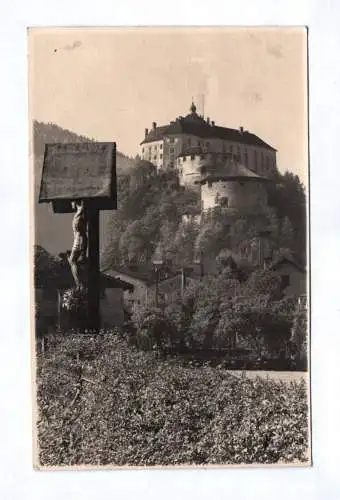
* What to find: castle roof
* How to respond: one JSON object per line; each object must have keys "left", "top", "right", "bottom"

{"left": 196, "top": 157, "right": 271, "bottom": 184}
{"left": 141, "top": 103, "right": 276, "bottom": 151}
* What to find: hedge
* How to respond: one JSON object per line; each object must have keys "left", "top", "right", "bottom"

{"left": 36, "top": 331, "right": 309, "bottom": 467}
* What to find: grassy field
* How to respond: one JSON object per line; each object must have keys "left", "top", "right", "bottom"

{"left": 35, "top": 331, "right": 310, "bottom": 467}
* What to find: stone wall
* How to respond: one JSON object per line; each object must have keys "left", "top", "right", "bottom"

{"left": 201, "top": 179, "right": 268, "bottom": 211}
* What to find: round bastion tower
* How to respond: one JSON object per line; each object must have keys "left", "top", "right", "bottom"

{"left": 194, "top": 153, "right": 271, "bottom": 213}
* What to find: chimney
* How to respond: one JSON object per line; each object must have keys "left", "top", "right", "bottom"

{"left": 211, "top": 120, "right": 215, "bottom": 126}
{"left": 207, "top": 116, "right": 210, "bottom": 125}
{"left": 152, "top": 122, "right": 157, "bottom": 130}
{"left": 239, "top": 126, "right": 244, "bottom": 134}
{"left": 145, "top": 128, "right": 149, "bottom": 138}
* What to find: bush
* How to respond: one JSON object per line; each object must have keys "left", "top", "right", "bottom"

{"left": 132, "top": 305, "right": 179, "bottom": 351}
{"left": 36, "top": 332, "right": 309, "bottom": 466}
{"left": 218, "top": 306, "right": 292, "bottom": 360}
{"left": 60, "top": 288, "right": 88, "bottom": 330}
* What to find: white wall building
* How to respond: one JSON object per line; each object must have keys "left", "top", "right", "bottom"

{"left": 139, "top": 102, "right": 277, "bottom": 181}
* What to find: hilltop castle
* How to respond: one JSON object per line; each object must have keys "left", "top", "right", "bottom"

{"left": 139, "top": 102, "right": 277, "bottom": 212}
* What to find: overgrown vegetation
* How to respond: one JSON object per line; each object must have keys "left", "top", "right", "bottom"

{"left": 36, "top": 331, "right": 309, "bottom": 467}
{"left": 101, "top": 163, "right": 306, "bottom": 269}
{"left": 130, "top": 267, "right": 307, "bottom": 368}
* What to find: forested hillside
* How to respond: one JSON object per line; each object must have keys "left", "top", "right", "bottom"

{"left": 101, "top": 162, "right": 307, "bottom": 271}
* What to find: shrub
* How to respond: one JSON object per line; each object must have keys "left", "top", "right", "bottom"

{"left": 36, "top": 332, "right": 309, "bottom": 466}
{"left": 60, "top": 288, "right": 88, "bottom": 330}
{"left": 225, "top": 306, "right": 291, "bottom": 359}
{"left": 132, "top": 305, "right": 179, "bottom": 351}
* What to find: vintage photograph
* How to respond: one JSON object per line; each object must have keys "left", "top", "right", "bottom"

{"left": 30, "top": 27, "right": 310, "bottom": 468}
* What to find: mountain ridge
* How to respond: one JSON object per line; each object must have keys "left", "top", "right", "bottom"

{"left": 33, "top": 121, "right": 136, "bottom": 255}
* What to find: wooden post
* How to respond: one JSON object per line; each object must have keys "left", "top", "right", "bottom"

{"left": 87, "top": 206, "right": 100, "bottom": 331}
{"left": 155, "top": 268, "right": 159, "bottom": 307}
{"left": 57, "top": 289, "right": 62, "bottom": 330}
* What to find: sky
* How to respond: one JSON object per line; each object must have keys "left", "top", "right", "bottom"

{"left": 29, "top": 27, "right": 308, "bottom": 184}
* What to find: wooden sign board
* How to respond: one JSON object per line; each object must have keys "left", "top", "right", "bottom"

{"left": 39, "top": 142, "right": 117, "bottom": 213}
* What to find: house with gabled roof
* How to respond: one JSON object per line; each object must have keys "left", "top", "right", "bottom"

{"left": 103, "top": 264, "right": 201, "bottom": 312}
{"left": 269, "top": 256, "right": 307, "bottom": 298}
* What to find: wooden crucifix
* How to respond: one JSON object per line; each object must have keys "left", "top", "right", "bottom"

{"left": 39, "top": 142, "right": 117, "bottom": 332}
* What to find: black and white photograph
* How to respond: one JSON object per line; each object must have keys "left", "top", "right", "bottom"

{"left": 30, "top": 27, "right": 310, "bottom": 468}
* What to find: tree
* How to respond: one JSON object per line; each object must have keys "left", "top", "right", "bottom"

{"left": 279, "top": 216, "right": 295, "bottom": 250}
{"left": 132, "top": 305, "right": 179, "bottom": 351}
{"left": 242, "top": 268, "right": 282, "bottom": 301}
{"left": 119, "top": 220, "right": 147, "bottom": 264}
{"left": 34, "top": 245, "right": 59, "bottom": 286}
{"left": 267, "top": 171, "right": 306, "bottom": 265}
{"left": 171, "top": 220, "right": 199, "bottom": 267}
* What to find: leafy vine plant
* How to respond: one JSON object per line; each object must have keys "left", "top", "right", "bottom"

{"left": 62, "top": 288, "right": 88, "bottom": 313}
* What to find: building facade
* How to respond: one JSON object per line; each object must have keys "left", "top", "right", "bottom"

{"left": 104, "top": 265, "right": 200, "bottom": 313}
{"left": 140, "top": 102, "right": 277, "bottom": 178}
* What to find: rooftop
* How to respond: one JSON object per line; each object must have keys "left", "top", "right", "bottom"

{"left": 195, "top": 156, "right": 271, "bottom": 184}
{"left": 141, "top": 102, "right": 276, "bottom": 151}
{"left": 103, "top": 263, "right": 203, "bottom": 286}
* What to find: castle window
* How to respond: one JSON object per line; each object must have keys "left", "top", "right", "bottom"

{"left": 261, "top": 152, "right": 264, "bottom": 168}
{"left": 160, "top": 144, "right": 163, "bottom": 149}
{"left": 160, "top": 154, "right": 163, "bottom": 159}
{"left": 208, "top": 181, "right": 212, "bottom": 188}
{"left": 191, "top": 155, "right": 195, "bottom": 160}
{"left": 142, "top": 148, "right": 144, "bottom": 153}
{"left": 183, "top": 156, "right": 186, "bottom": 162}
{"left": 169, "top": 137, "right": 175, "bottom": 144}
{"left": 254, "top": 150, "right": 258, "bottom": 169}
{"left": 206, "top": 141, "right": 210, "bottom": 148}
{"left": 154, "top": 155, "right": 157, "bottom": 160}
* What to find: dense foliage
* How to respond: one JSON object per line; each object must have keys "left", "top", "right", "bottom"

{"left": 36, "top": 332, "right": 309, "bottom": 467}
{"left": 101, "top": 165, "right": 306, "bottom": 269}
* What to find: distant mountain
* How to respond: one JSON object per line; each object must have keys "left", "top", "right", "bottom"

{"left": 33, "top": 121, "right": 136, "bottom": 256}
